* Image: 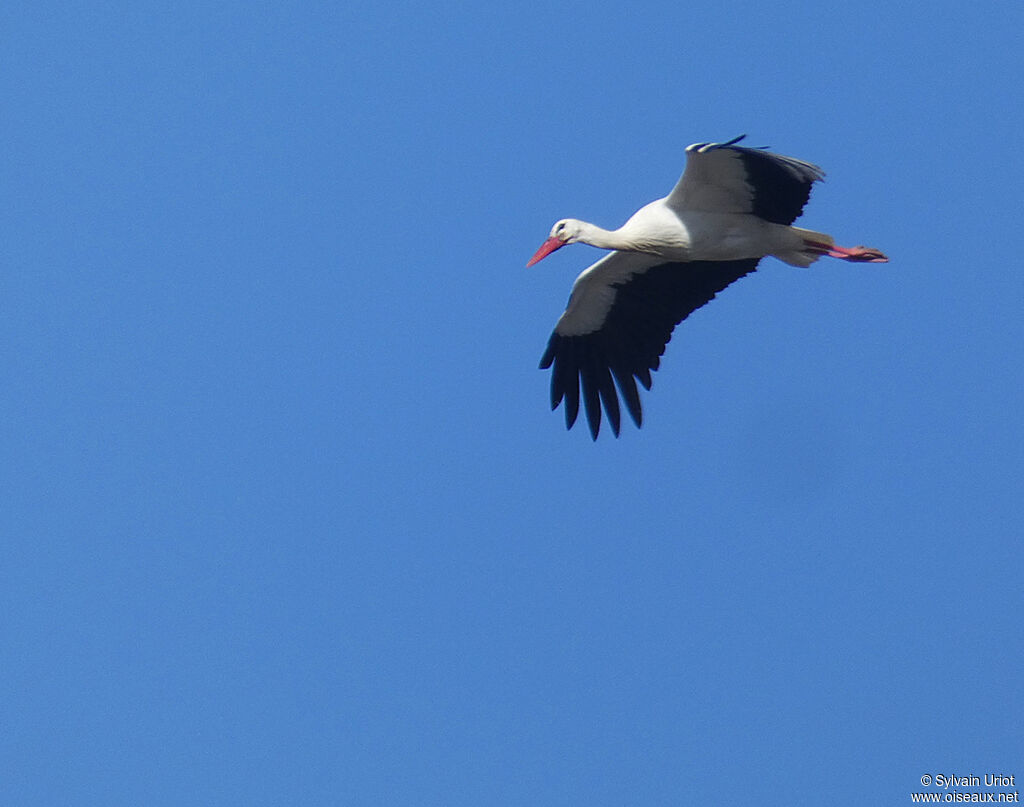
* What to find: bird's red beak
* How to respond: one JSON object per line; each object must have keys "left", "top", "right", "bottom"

{"left": 526, "top": 236, "right": 564, "bottom": 267}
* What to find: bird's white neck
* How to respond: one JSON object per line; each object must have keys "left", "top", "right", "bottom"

{"left": 575, "top": 221, "right": 642, "bottom": 251}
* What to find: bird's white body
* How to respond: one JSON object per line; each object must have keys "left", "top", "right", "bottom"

{"left": 529, "top": 137, "right": 888, "bottom": 439}
{"left": 569, "top": 203, "right": 822, "bottom": 264}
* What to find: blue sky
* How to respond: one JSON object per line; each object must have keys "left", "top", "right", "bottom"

{"left": 2, "top": 1, "right": 1022, "bottom": 804}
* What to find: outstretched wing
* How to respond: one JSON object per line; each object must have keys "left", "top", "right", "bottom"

{"left": 665, "top": 135, "right": 825, "bottom": 225}
{"left": 539, "top": 251, "right": 760, "bottom": 439}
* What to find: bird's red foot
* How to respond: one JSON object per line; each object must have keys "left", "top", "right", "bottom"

{"left": 831, "top": 244, "right": 889, "bottom": 263}
{"left": 804, "top": 240, "right": 889, "bottom": 263}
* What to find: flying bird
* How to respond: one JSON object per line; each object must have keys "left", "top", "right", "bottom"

{"left": 528, "top": 136, "right": 888, "bottom": 439}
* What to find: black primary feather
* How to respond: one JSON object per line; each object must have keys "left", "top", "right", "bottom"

{"left": 539, "top": 258, "right": 760, "bottom": 439}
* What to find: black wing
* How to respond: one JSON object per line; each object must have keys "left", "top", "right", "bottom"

{"left": 667, "top": 135, "right": 825, "bottom": 225}
{"left": 539, "top": 256, "right": 760, "bottom": 439}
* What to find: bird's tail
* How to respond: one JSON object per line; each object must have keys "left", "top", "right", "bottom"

{"left": 773, "top": 227, "right": 835, "bottom": 268}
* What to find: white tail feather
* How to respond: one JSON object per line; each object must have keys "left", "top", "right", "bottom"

{"left": 774, "top": 227, "right": 835, "bottom": 268}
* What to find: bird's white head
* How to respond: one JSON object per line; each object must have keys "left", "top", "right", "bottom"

{"left": 526, "top": 219, "right": 584, "bottom": 266}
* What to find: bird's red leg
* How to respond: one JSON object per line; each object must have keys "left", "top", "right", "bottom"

{"left": 804, "top": 240, "right": 889, "bottom": 263}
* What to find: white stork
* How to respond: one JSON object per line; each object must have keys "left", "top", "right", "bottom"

{"left": 528, "top": 136, "right": 888, "bottom": 439}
